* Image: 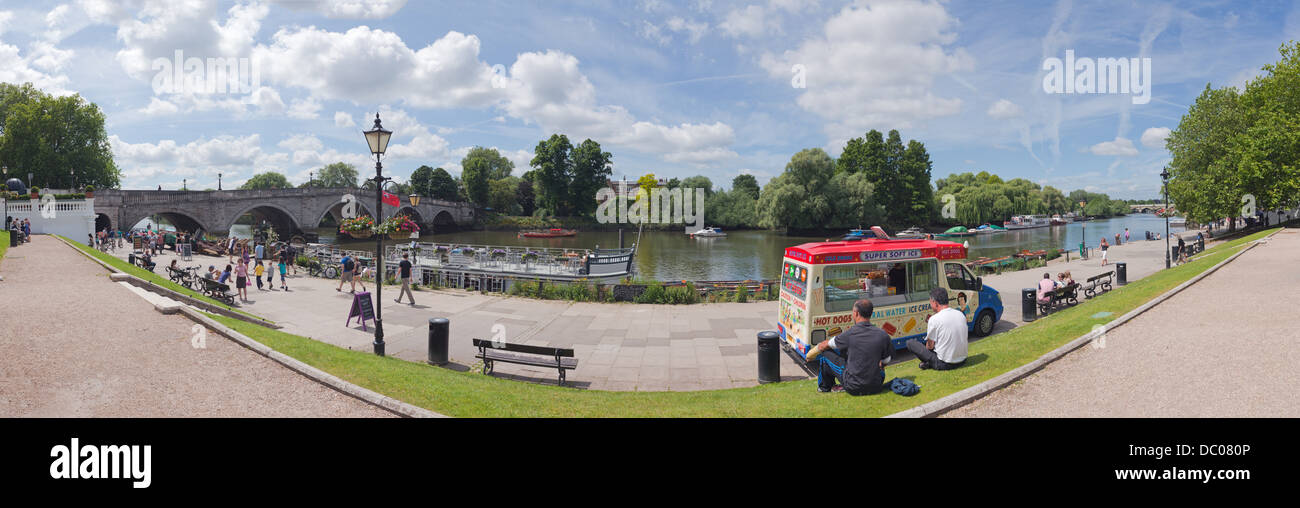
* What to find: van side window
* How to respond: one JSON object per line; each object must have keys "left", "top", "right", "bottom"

{"left": 945, "top": 263, "right": 968, "bottom": 290}
{"left": 906, "top": 260, "right": 938, "bottom": 302}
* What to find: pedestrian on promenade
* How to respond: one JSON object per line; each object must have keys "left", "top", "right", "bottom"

{"left": 235, "top": 259, "right": 248, "bottom": 302}
{"left": 1177, "top": 236, "right": 1188, "bottom": 264}
{"left": 337, "top": 254, "right": 356, "bottom": 293}
{"left": 804, "top": 299, "right": 891, "bottom": 395}
{"left": 1099, "top": 237, "right": 1110, "bottom": 266}
{"left": 357, "top": 264, "right": 370, "bottom": 293}
{"left": 395, "top": 253, "right": 415, "bottom": 306}
{"left": 907, "top": 288, "right": 968, "bottom": 371}
{"left": 218, "top": 264, "right": 231, "bottom": 284}
{"left": 1037, "top": 273, "right": 1055, "bottom": 304}
{"left": 1115, "top": 232, "right": 1121, "bottom": 246}
{"left": 1124, "top": 228, "right": 1130, "bottom": 243}
{"left": 288, "top": 244, "right": 298, "bottom": 276}
{"left": 254, "top": 260, "right": 265, "bottom": 290}
{"left": 278, "top": 249, "right": 289, "bottom": 291}
{"left": 254, "top": 241, "right": 263, "bottom": 262}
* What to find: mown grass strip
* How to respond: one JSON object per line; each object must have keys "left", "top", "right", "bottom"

{"left": 61, "top": 235, "right": 269, "bottom": 322}
{"left": 201, "top": 227, "right": 1276, "bottom": 417}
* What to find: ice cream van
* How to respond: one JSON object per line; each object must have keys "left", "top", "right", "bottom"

{"left": 777, "top": 228, "right": 1004, "bottom": 359}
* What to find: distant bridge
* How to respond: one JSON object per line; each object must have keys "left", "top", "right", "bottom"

{"left": 93, "top": 188, "right": 478, "bottom": 238}
{"left": 1129, "top": 203, "right": 1172, "bottom": 214}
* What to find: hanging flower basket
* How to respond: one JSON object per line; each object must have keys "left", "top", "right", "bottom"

{"left": 379, "top": 215, "right": 420, "bottom": 240}
{"left": 340, "top": 216, "right": 375, "bottom": 238}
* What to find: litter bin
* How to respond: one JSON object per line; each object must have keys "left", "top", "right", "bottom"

{"left": 1078, "top": 242, "right": 1087, "bottom": 259}
{"left": 1022, "top": 288, "right": 1037, "bottom": 322}
{"left": 757, "top": 331, "right": 781, "bottom": 384}
{"left": 128, "top": 253, "right": 135, "bottom": 266}
{"left": 1116, "top": 262, "right": 1127, "bottom": 286}
{"left": 427, "top": 318, "right": 449, "bottom": 366}
{"left": 7, "top": 228, "right": 15, "bottom": 248}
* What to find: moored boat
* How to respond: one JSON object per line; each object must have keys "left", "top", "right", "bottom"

{"left": 894, "top": 227, "right": 927, "bottom": 239}
{"left": 519, "top": 228, "right": 577, "bottom": 238}
{"left": 1003, "top": 215, "right": 1052, "bottom": 229}
{"left": 689, "top": 226, "right": 727, "bottom": 237}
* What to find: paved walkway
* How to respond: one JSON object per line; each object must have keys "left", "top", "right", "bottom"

{"left": 106, "top": 230, "right": 1208, "bottom": 392}
{"left": 0, "top": 236, "right": 391, "bottom": 417}
{"left": 949, "top": 228, "right": 1299, "bottom": 417}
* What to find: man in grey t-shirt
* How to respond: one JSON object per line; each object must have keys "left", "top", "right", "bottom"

{"left": 907, "top": 287, "right": 969, "bottom": 370}
{"left": 805, "top": 299, "right": 891, "bottom": 395}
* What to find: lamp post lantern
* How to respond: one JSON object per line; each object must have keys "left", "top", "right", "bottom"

{"left": 363, "top": 112, "right": 393, "bottom": 356}
{"left": 70, "top": 168, "right": 75, "bottom": 190}
{"left": 309, "top": 171, "right": 313, "bottom": 188}
{"left": 1161, "top": 168, "right": 1171, "bottom": 269}
{"left": 183, "top": 178, "right": 187, "bottom": 191}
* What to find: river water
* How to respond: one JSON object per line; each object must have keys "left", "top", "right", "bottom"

{"left": 289, "top": 214, "right": 1185, "bottom": 282}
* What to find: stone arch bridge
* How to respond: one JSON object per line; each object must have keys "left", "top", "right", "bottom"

{"left": 93, "top": 188, "right": 478, "bottom": 238}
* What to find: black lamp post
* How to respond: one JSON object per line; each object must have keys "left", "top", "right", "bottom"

{"left": 3, "top": 165, "right": 8, "bottom": 229}
{"left": 309, "top": 171, "right": 314, "bottom": 188}
{"left": 183, "top": 178, "right": 187, "bottom": 191}
{"left": 1161, "top": 168, "right": 1171, "bottom": 269}
{"left": 363, "top": 112, "right": 393, "bottom": 356}
{"left": 218, "top": 173, "right": 223, "bottom": 191}
{"left": 70, "top": 168, "right": 75, "bottom": 190}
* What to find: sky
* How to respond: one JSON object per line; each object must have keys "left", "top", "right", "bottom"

{"left": 0, "top": 0, "right": 1297, "bottom": 198}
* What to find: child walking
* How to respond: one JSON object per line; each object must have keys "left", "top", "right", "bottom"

{"left": 254, "top": 260, "right": 265, "bottom": 290}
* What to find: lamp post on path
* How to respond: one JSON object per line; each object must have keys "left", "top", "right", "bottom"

{"left": 363, "top": 112, "right": 393, "bottom": 356}
{"left": 1161, "top": 168, "right": 1171, "bottom": 269}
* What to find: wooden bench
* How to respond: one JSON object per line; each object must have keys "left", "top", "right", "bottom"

{"left": 200, "top": 277, "right": 235, "bottom": 305}
{"left": 132, "top": 254, "right": 156, "bottom": 272}
{"left": 1037, "top": 282, "right": 1080, "bottom": 314}
{"left": 472, "top": 338, "right": 578, "bottom": 386}
{"left": 1084, "top": 271, "right": 1114, "bottom": 299}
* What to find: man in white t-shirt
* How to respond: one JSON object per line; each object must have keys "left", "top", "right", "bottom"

{"left": 906, "top": 287, "right": 969, "bottom": 370}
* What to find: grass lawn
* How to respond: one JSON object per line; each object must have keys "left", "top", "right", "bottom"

{"left": 60, "top": 235, "right": 271, "bottom": 323}
{"left": 0, "top": 230, "right": 8, "bottom": 265}
{"left": 203, "top": 226, "right": 1277, "bottom": 417}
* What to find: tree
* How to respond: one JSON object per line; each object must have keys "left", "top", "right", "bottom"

{"left": 0, "top": 84, "right": 120, "bottom": 189}
{"left": 530, "top": 134, "right": 574, "bottom": 216}
{"left": 680, "top": 175, "right": 713, "bottom": 196}
{"left": 240, "top": 171, "right": 290, "bottom": 190}
{"left": 756, "top": 148, "right": 837, "bottom": 230}
{"left": 636, "top": 173, "right": 658, "bottom": 198}
{"left": 428, "top": 167, "right": 458, "bottom": 201}
{"left": 569, "top": 139, "right": 613, "bottom": 216}
{"left": 316, "top": 162, "right": 359, "bottom": 188}
{"left": 732, "top": 174, "right": 760, "bottom": 200}
{"left": 460, "top": 155, "right": 491, "bottom": 205}
{"left": 516, "top": 177, "right": 536, "bottom": 216}
{"left": 408, "top": 165, "right": 435, "bottom": 196}
{"left": 899, "top": 140, "right": 935, "bottom": 225}
{"left": 462, "top": 146, "right": 515, "bottom": 180}
{"left": 488, "top": 176, "right": 522, "bottom": 214}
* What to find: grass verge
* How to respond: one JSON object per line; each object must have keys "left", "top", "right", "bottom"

{"left": 200, "top": 226, "right": 1276, "bottom": 417}
{"left": 0, "top": 230, "right": 8, "bottom": 266}
{"left": 60, "top": 235, "right": 269, "bottom": 322}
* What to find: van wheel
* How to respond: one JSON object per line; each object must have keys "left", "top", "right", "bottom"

{"left": 974, "top": 309, "right": 996, "bottom": 337}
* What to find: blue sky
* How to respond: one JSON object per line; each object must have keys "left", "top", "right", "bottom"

{"left": 1, "top": 0, "right": 1297, "bottom": 198}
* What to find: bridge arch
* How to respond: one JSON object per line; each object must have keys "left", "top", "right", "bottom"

{"left": 225, "top": 202, "right": 303, "bottom": 236}
{"left": 316, "top": 199, "right": 376, "bottom": 228}
{"left": 394, "top": 205, "right": 424, "bottom": 224}
{"left": 123, "top": 209, "right": 209, "bottom": 236}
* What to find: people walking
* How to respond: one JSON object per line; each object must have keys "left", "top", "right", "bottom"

{"left": 235, "top": 258, "right": 249, "bottom": 302}
{"left": 278, "top": 249, "right": 289, "bottom": 291}
{"left": 1124, "top": 228, "right": 1130, "bottom": 243}
{"left": 336, "top": 254, "right": 356, "bottom": 293}
{"left": 1099, "top": 237, "right": 1110, "bottom": 266}
{"left": 254, "top": 260, "right": 265, "bottom": 290}
{"left": 395, "top": 253, "right": 415, "bottom": 306}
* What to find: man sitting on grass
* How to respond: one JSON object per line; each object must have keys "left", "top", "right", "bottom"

{"left": 805, "top": 298, "right": 891, "bottom": 395}
{"left": 907, "top": 287, "right": 968, "bottom": 371}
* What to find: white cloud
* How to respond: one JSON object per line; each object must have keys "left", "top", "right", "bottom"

{"left": 0, "top": 42, "right": 71, "bottom": 95}
{"left": 987, "top": 99, "right": 1022, "bottom": 119}
{"left": 287, "top": 96, "right": 322, "bottom": 119}
{"left": 666, "top": 17, "right": 709, "bottom": 44}
{"left": 253, "top": 27, "right": 501, "bottom": 109}
{"left": 719, "top": 5, "right": 773, "bottom": 38}
{"left": 504, "top": 50, "right": 736, "bottom": 164}
{"left": 140, "top": 97, "right": 179, "bottom": 116}
{"left": 334, "top": 111, "right": 356, "bottom": 127}
{"left": 1088, "top": 137, "right": 1139, "bottom": 157}
{"left": 114, "top": 0, "right": 269, "bottom": 81}
{"left": 1140, "top": 127, "right": 1171, "bottom": 148}
{"left": 760, "top": 0, "right": 973, "bottom": 143}
{"left": 110, "top": 134, "right": 272, "bottom": 184}
{"left": 272, "top": 0, "right": 407, "bottom": 19}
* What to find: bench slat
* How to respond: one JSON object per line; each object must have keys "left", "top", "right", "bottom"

{"left": 477, "top": 349, "right": 578, "bottom": 369}
{"left": 472, "top": 338, "right": 574, "bottom": 357}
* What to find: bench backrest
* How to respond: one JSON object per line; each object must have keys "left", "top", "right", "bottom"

{"left": 202, "top": 278, "right": 230, "bottom": 291}
{"left": 1087, "top": 271, "right": 1114, "bottom": 282}
{"left": 472, "top": 338, "right": 574, "bottom": 358}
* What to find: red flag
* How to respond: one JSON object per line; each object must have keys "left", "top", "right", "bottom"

{"left": 382, "top": 191, "right": 399, "bottom": 207}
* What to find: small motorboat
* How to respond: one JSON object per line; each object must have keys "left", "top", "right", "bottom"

{"left": 937, "top": 226, "right": 976, "bottom": 238}
{"left": 519, "top": 228, "right": 577, "bottom": 238}
{"left": 690, "top": 226, "right": 727, "bottom": 237}
{"left": 973, "top": 224, "right": 1005, "bottom": 234}
{"left": 895, "top": 227, "right": 927, "bottom": 239}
